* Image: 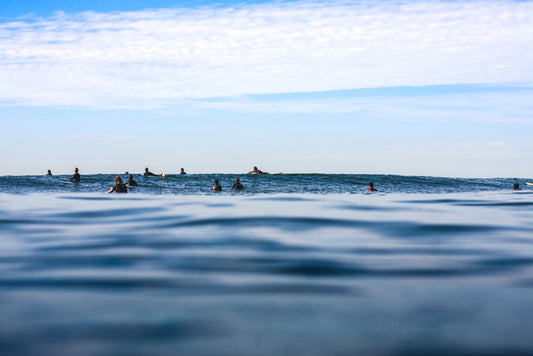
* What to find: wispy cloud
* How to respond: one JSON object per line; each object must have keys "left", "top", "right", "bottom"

{"left": 160, "top": 86, "right": 533, "bottom": 124}
{"left": 1, "top": 0, "right": 532, "bottom": 109}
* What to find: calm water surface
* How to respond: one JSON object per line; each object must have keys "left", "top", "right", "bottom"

{"left": 1, "top": 175, "right": 532, "bottom": 355}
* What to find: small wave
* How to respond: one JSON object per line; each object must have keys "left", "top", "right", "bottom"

{"left": 48, "top": 206, "right": 168, "bottom": 220}
{"left": 250, "top": 196, "right": 318, "bottom": 202}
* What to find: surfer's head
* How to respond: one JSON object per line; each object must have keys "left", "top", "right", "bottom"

{"left": 115, "top": 176, "right": 123, "bottom": 184}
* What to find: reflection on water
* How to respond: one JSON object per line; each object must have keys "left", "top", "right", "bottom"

{"left": 1, "top": 192, "right": 533, "bottom": 355}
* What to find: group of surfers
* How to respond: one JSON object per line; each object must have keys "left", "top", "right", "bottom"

{"left": 49, "top": 167, "right": 526, "bottom": 194}
{"left": 107, "top": 175, "right": 246, "bottom": 194}
{"left": 52, "top": 166, "right": 380, "bottom": 194}
{"left": 52, "top": 166, "right": 290, "bottom": 194}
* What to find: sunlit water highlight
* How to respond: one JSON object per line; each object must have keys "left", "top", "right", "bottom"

{"left": 1, "top": 174, "right": 532, "bottom": 355}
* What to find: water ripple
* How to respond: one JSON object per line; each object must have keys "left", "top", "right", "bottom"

{"left": 1, "top": 190, "right": 533, "bottom": 355}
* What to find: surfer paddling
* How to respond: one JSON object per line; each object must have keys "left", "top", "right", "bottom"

{"left": 249, "top": 166, "right": 268, "bottom": 175}
{"left": 248, "top": 166, "right": 282, "bottom": 175}
{"left": 367, "top": 182, "right": 378, "bottom": 192}
{"left": 144, "top": 167, "right": 164, "bottom": 178}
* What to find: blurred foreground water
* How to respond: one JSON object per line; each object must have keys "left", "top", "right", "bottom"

{"left": 1, "top": 176, "right": 533, "bottom": 355}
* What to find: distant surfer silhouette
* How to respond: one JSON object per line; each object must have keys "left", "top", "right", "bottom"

{"left": 46, "top": 170, "right": 52, "bottom": 176}
{"left": 144, "top": 167, "right": 163, "bottom": 177}
{"left": 180, "top": 168, "right": 187, "bottom": 175}
{"left": 212, "top": 179, "right": 222, "bottom": 191}
{"left": 248, "top": 166, "right": 282, "bottom": 175}
{"left": 125, "top": 174, "right": 138, "bottom": 186}
{"left": 107, "top": 176, "right": 128, "bottom": 194}
{"left": 367, "top": 182, "right": 378, "bottom": 192}
{"left": 514, "top": 183, "right": 521, "bottom": 191}
{"left": 65, "top": 168, "right": 80, "bottom": 182}
{"left": 231, "top": 177, "right": 244, "bottom": 190}
{"left": 249, "top": 166, "right": 268, "bottom": 175}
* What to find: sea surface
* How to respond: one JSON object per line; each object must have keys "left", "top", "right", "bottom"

{"left": 0, "top": 173, "right": 528, "bottom": 195}
{"left": 1, "top": 174, "right": 533, "bottom": 355}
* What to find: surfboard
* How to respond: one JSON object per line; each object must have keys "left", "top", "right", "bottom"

{"left": 525, "top": 182, "right": 533, "bottom": 186}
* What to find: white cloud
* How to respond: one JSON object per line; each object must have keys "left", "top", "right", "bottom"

{"left": 1, "top": 0, "right": 533, "bottom": 108}
{"left": 175, "top": 88, "right": 533, "bottom": 124}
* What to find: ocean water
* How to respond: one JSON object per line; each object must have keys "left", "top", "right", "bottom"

{"left": 0, "top": 173, "right": 527, "bottom": 195}
{"left": 1, "top": 174, "right": 533, "bottom": 355}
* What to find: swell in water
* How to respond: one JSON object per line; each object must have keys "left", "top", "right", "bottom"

{"left": 0, "top": 173, "right": 529, "bottom": 195}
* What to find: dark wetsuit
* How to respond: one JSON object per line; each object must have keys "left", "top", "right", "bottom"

{"left": 144, "top": 171, "right": 157, "bottom": 177}
{"left": 126, "top": 178, "right": 138, "bottom": 186}
{"left": 112, "top": 183, "right": 128, "bottom": 193}
{"left": 70, "top": 173, "right": 80, "bottom": 182}
{"left": 212, "top": 184, "right": 222, "bottom": 191}
{"left": 231, "top": 182, "right": 244, "bottom": 190}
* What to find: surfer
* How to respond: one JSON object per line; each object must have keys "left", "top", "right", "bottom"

{"left": 212, "top": 179, "right": 222, "bottom": 191}
{"left": 143, "top": 167, "right": 162, "bottom": 177}
{"left": 65, "top": 168, "right": 80, "bottom": 182}
{"left": 249, "top": 166, "right": 283, "bottom": 175}
{"left": 125, "top": 174, "right": 138, "bottom": 187}
{"left": 249, "top": 166, "right": 269, "bottom": 175}
{"left": 107, "top": 176, "right": 128, "bottom": 194}
{"left": 180, "top": 168, "right": 187, "bottom": 175}
{"left": 367, "top": 182, "right": 378, "bottom": 192}
{"left": 513, "top": 183, "right": 521, "bottom": 191}
{"left": 231, "top": 177, "right": 244, "bottom": 190}
{"left": 46, "top": 170, "right": 52, "bottom": 176}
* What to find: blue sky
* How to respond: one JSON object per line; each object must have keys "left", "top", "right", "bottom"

{"left": 1, "top": 0, "right": 532, "bottom": 177}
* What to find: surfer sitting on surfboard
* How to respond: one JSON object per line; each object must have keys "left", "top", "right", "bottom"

{"left": 107, "top": 176, "right": 128, "bottom": 194}
{"left": 231, "top": 177, "right": 244, "bottom": 190}
{"left": 64, "top": 168, "right": 80, "bottom": 182}
{"left": 212, "top": 179, "right": 222, "bottom": 191}
{"left": 125, "top": 174, "right": 138, "bottom": 187}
